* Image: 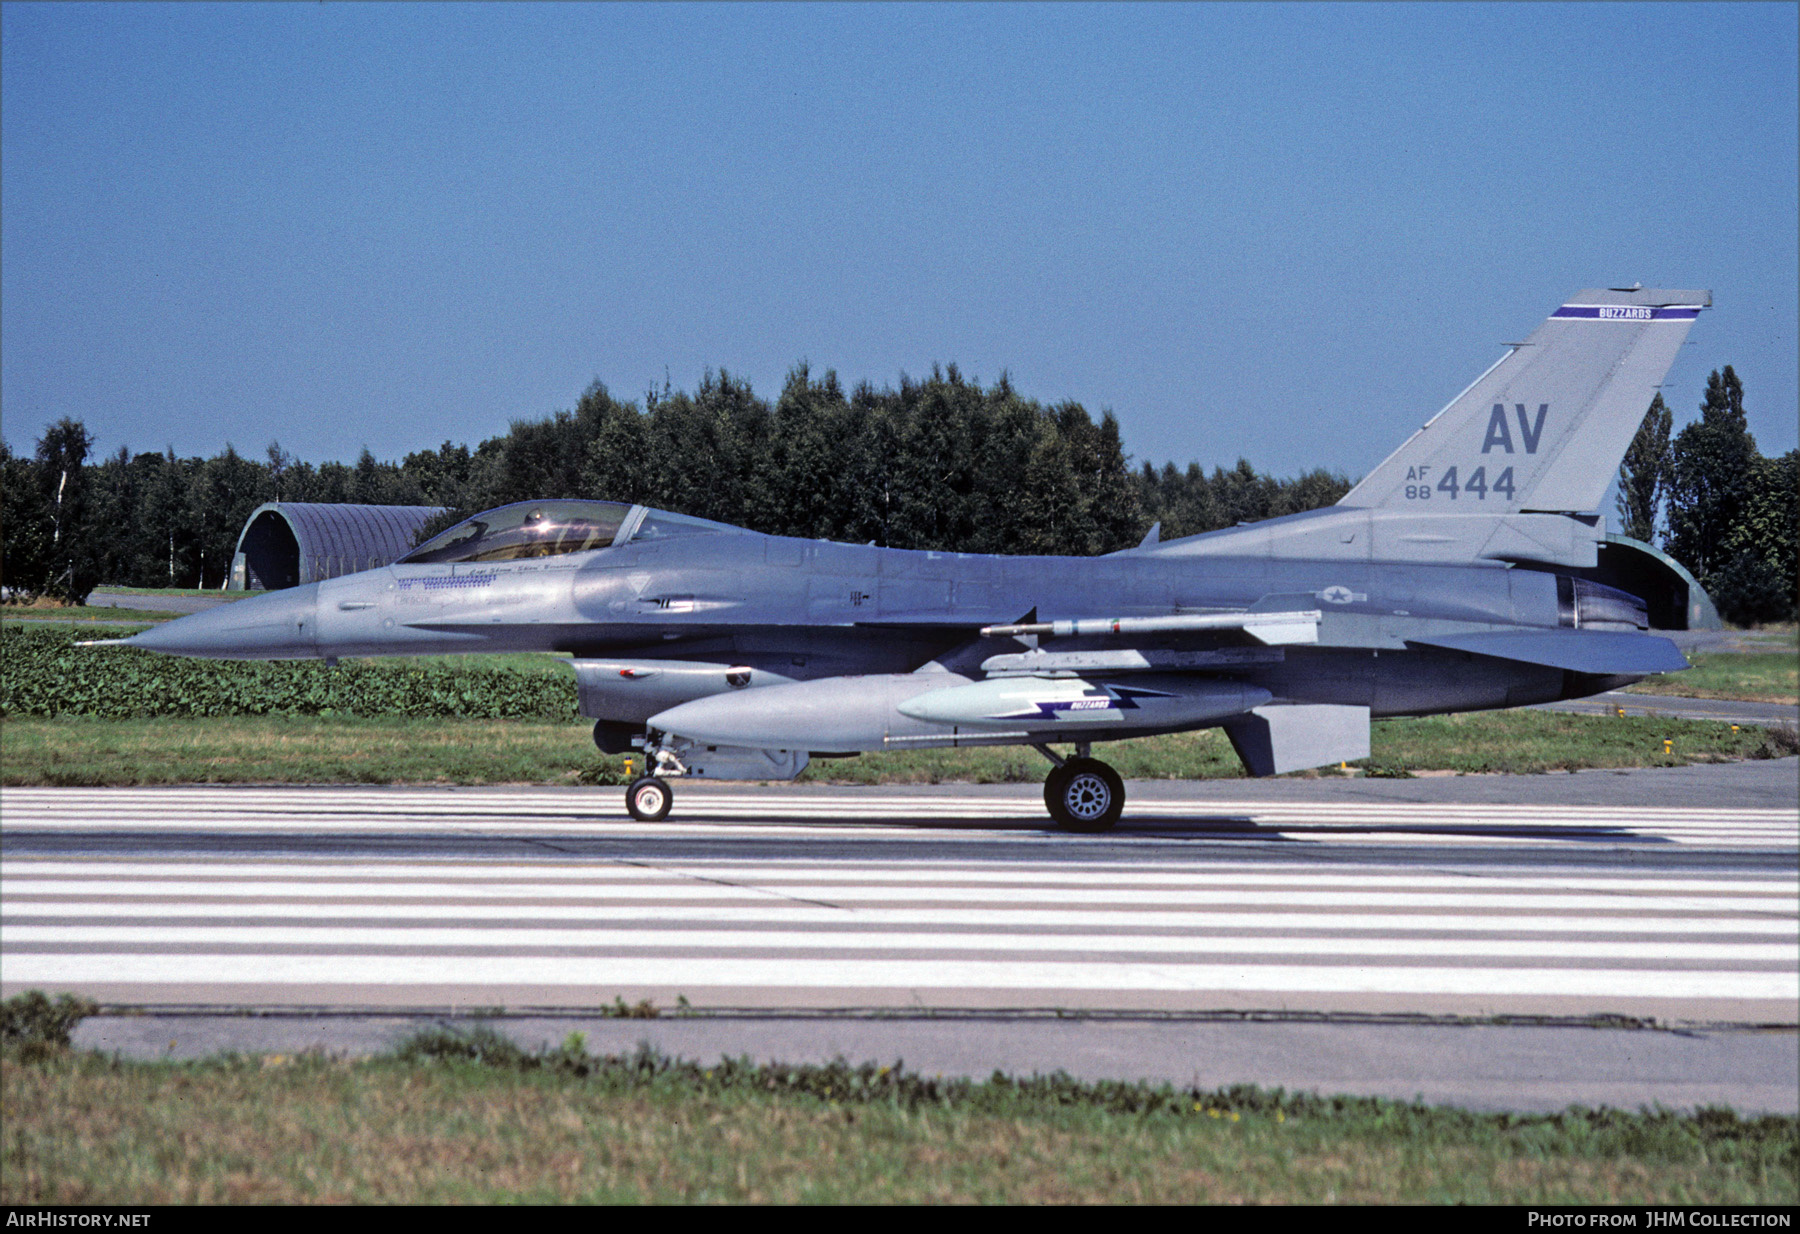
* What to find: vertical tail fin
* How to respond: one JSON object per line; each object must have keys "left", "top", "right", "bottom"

{"left": 1338, "top": 287, "right": 1710, "bottom": 514}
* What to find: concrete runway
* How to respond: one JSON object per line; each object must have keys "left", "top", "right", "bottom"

{"left": 4, "top": 763, "right": 1795, "bottom": 1112}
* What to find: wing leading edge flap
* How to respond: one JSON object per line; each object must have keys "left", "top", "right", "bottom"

{"left": 1405, "top": 630, "right": 1688, "bottom": 675}
{"left": 1223, "top": 705, "right": 1371, "bottom": 777}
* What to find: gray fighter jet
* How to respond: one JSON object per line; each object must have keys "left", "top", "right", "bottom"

{"left": 111, "top": 286, "right": 1711, "bottom": 828}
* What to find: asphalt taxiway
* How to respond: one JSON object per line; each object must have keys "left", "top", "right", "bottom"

{"left": 1538, "top": 690, "right": 1797, "bottom": 728}
{"left": 68, "top": 1011, "right": 1799, "bottom": 1117}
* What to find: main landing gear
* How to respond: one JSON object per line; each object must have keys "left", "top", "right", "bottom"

{"left": 1036, "top": 744, "right": 1124, "bottom": 832}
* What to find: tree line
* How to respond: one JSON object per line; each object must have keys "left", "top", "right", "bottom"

{"left": 5, "top": 363, "right": 1788, "bottom": 624}
{"left": 0, "top": 364, "right": 1348, "bottom": 603}
{"left": 1615, "top": 367, "right": 1797, "bottom": 624}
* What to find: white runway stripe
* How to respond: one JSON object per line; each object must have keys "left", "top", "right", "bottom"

{"left": 9, "top": 828, "right": 1791, "bottom": 853}
{"left": 6, "top": 788, "right": 1795, "bottom": 825}
{"left": 11, "top": 900, "right": 1793, "bottom": 935}
{"left": 7, "top": 859, "right": 1793, "bottom": 897}
{"left": 4, "top": 953, "right": 1794, "bottom": 1001}
{"left": 5, "top": 805, "right": 1792, "bottom": 848}
{"left": 4, "top": 877, "right": 1785, "bottom": 914}
{"left": 7, "top": 821, "right": 1794, "bottom": 850}
{"left": 4, "top": 788, "right": 1793, "bottom": 1013}
{"left": 9, "top": 802, "right": 1794, "bottom": 827}
{"left": 7, "top": 924, "right": 1791, "bottom": 963}
{"left": 5, "top": 785, "right": 1792, "bottom": 814}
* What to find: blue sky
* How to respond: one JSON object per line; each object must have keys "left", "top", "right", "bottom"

{"left": 4, "top": 2, "right": 1795, "bottom": 485}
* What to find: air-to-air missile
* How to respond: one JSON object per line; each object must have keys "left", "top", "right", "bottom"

{"left": 101, "top": 287, "right": 1712, "bottom": 830}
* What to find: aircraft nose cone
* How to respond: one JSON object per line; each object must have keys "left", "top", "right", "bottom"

{"left": 126, "top": 585, "right": 321, "bottom": 660}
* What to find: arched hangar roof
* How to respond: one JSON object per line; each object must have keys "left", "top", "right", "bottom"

{"left": 1598, "top": 533, "right": 1722, "bottom": 631}
{"left": 230, "top": 502, "right": 448, "bottom": 590}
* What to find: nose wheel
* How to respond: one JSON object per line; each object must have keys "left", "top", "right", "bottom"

{"left": 1044, "top": 757, "right": 1124, "bottom": 832}
{"left": 625, "top": 776, "right": 673, "bottom": 821}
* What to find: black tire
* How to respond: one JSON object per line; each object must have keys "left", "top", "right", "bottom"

{"left": 1043, "top": 763, "right": 1072, "bottom": 816}
{"left": 1045, "top": 758, "right": 1124, "bottom": 832}
{"left": 593, "top": 720, "right": 640, "bottom": 755}
{"left": 625, "top": 776, "right": 673, "bottom": 822}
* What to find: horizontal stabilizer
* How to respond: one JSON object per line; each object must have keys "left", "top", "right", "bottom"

{"left": 1223, "top": 704, "right": 1371, "bottom": 777}
{"left": 1406, "top": 630, "right": 1688, "bottom": 674}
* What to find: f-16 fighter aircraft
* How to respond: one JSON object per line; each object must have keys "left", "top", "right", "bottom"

{"left": 111, "top": 286, "right": 1712, "bottom": 829}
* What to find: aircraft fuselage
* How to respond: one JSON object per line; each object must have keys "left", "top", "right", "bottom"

{"left": 135, "top": 526, "right": 1612, "bottom": 727}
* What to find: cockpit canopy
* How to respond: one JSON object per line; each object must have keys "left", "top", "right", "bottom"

{"left": 397, "top": 500, "right": 746, "bottom": 565}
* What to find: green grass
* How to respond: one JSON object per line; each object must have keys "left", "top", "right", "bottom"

{"left": 87, "top": 586, "right": 251, "bottom": 598}
{"left": 1, "top": 588, "right": 256, "bottom": 622}
{"left": 1628, "top": 651, "right": 1799, "bottom": 705}
{"left": 1, "top": 708, "right": 1786, "bottom": 788}
{"left": 4, "top": 1031, "right": 1793, "bottom": 1204}
{"left": 366, "top": 650, "right": 574, "bottom": 675}
{"left": 0, "top": 606, "right": 178, "bottom": 624}
{"left": 1715, "top": 623, "right": 1798, "bottom": 650}
{"left": 0, "top": 716, "right": 610, "bottom": 787}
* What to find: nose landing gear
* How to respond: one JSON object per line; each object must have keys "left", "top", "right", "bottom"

{"left": 624, "top": 731, "right": 685, "bottom": 821}
{"left": 625, "top": 775, "right": 674, "bottom": 821}
{"left": 1035, "top": 744, "right": 1124, "bottom": 832}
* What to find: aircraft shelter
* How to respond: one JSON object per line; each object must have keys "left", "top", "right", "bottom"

{"left": 229, "top": 502, "right": 448, "bottom": 591}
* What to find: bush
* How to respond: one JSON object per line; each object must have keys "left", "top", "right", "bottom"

{"left": 2, "top": 990, "right": 99, "bottom": 1061}
{"left": 0, "top": 625, "right": 577, "bottom": 720}
{"left": 1764, "top": 722, "right": 1800, "bottom": 758}
{"left": 1709, "top": 551, "right": 1798, "bottom": 626}
{"left": 374, "top": 1032, "right": 1800, "bottom": 1163}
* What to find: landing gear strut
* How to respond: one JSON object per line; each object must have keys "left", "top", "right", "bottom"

{"left": 1035, "top": 744, "right": 1124, "bottom": 832}
{"left": 625, "top": 733, "right": 685, "bottom": 821}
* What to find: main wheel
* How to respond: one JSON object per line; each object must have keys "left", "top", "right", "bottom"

{"left": 1045, "top": 758, "right": 1124, "bottom": 832}
{"left": 1043, "top": 763, "right": 1073, "bottom": 816}
{"left": 625, "top": 776, "right": 673, "bottom": 821}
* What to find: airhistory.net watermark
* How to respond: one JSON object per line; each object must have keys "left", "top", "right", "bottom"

{"left": 5, "top": 1216, "right": 150, "bottom": 1229}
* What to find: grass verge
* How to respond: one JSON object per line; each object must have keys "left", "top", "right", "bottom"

{"left": 4, "top": 1024, "right": 1793, "bottom": 1204}
{"left": 0, "top": 606, "right": 180, "bottom": 624}
{"left": 0, "top": 709, "right": 1787, "bottom": 787}
{"left": 1627, "top": 651, "right": 1799, "bottom": 705}
{"left": 86, "top": 587, "right": 248, "bottom": 598}
{"left": 0, "top": 716, "right": 605, "bottom": 787}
